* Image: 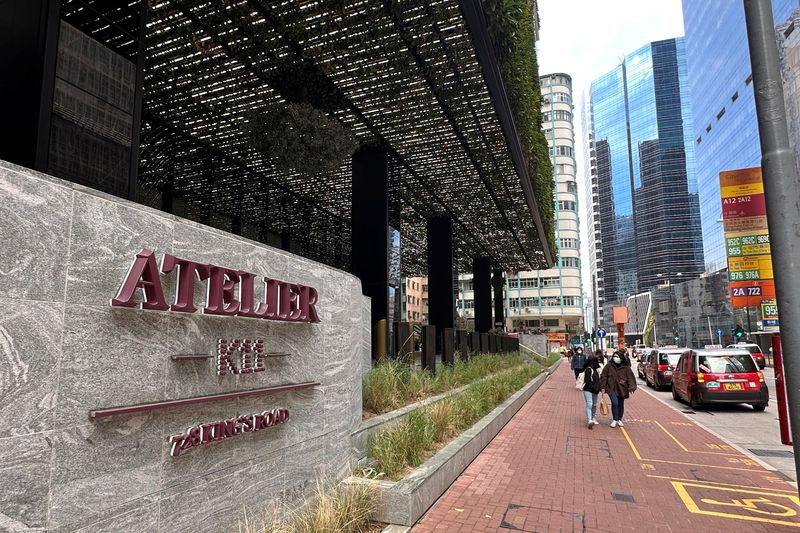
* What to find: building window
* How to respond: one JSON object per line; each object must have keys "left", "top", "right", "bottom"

{"left": 540, "top": 277, "right": 560, "bottom": 287}
{"left": 731, "top": 91, "right": 739, "bottom": 102}
{"left": 560, "top": 257, "right": 580, "bottom": 268}
{"left": 716, "top": 107, "right": 726, "bottom": 120}
{"left": 552, "top": 92, "right": 571, "bottom": 104}
{"left": 544, "top": 319, "right": 560, "bottom": 327}
{"left": 696, "top": 136, "right": 702, "bottom": 144}
{"left": 746, "top": 73, "right": 753, "bottom": 85}
{"left": 422, "top": 284, "right": 428, "bottom": 292}
{"left": 558, "top": 200, "right": 576, "bottom": 211}
{"left": 542, "top": 110, "right": 572, "bottom": 122}
{"left": 559, "top": 238, "right": 578, "bottom": 249}
{"left": 562, "top": 296, "right": 580, "bottom": 306}
{"left": 566, "top": 181, "right": 578, "bottom": 193}
{"left": 554, "top": 145, "right": 574, "bottom": 157}
{"left": 705, "top": 124, "right": 712, "bottom": 133}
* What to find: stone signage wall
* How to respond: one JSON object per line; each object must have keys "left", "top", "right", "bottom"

{"left": 0, "top": 160, "right": 370, "bottom": 532}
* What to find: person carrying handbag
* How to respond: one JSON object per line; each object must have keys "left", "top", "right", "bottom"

{"left": 581, "top": 356, "right": 602, "bottom": 429}
{"left": 599, "top": 350, "right": 637, "bottom": 428}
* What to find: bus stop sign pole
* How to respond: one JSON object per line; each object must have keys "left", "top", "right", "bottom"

{"left": 744, "top": 0, "right": 800, "bottom": 483}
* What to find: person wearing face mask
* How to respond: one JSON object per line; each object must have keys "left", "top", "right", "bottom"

{"left": 570, "top": 345, "right": 587, "bottom": 379}
{"left": 600, "top": 350, "right": 637, "bottom": 428}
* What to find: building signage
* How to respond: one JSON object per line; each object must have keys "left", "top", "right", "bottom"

{"left": 169, "top": 407, "right": 289, "bottom": 457}
{"left": 719, "top": 168, "right": 775, "bottom": 308}
{"left": 99, "top": 248, "right": 320, "bottom": 458}
{"left": 111, "top": 248, "right": 320, "bottom": 322}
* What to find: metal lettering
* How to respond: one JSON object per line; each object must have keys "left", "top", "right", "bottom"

{"left": 113, "top": 249, "right": 321, "bottom": 323}
{"left": 111, "top": 249, "right": 169, "bottom": 310}
{"left": 168, "top": 408, "right": 289, "bottom": 457}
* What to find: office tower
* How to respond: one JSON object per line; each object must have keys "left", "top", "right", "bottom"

{"left": 582, "top": 95, "right": 604, "bottom": 329}
{"left": 589, "top": 38, "right": 704, "bottom": 320}
{"left": 681, "top": 0, "right": 797, "bottom": 272}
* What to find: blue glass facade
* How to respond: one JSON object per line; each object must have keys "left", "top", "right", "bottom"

{"left": 682, "top": 0, "right": 797, "bottom": 272}
{"left": 590, "top": 38, "right": 704, "bottom": 314}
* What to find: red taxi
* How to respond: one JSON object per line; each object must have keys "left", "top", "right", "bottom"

{"left": 671, "top": 349, "right": 768, "bottom": 411}
{"left": 726, "top": 343, "right": 766, "bottom": 369}
{"left": 643, "top": 347, "right": 687, "bottom": 390}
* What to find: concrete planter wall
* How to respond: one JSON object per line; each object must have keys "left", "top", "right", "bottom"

{"left": 0, "top": 160, "right": 370, "bottom": 532}
{"left": 347, "top": 358, "right": 560, "bottom": 526}
{"left": 352, "top": 383, "right": 471, "bottom": 463}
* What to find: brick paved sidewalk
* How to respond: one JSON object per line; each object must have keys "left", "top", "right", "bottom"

{"left": 412, "top": 361, "right": 799, "bottom": 532}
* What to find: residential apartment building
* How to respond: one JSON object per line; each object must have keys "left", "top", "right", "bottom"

{"left": 457, "top": 73, "right": 583, "bottom": 336}
{"left": 681, "top": 0, "right": 797, "bottom": 272}
{"left": 588, "top": 38, "right": 704, "bottom": 322}
{"left": 400, "top": 276, "right": 428, "bottom": 324}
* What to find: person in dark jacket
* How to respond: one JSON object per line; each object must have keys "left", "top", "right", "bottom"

{"left": 600, "top": 350, "right": 637, "bottom": 428}
{"left": 570, "top": 346, "right": 587, "bottom": 379}
{"left": 582, "top": 356, "right": 602, "bottom": 428}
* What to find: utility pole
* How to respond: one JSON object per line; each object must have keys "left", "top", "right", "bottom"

{"left": 743, "top": 0, "right": 800, "bottom": 486}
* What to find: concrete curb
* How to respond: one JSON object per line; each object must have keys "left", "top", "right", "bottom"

{"left": 346, "top": 365, "right": 554, "bottom": 526}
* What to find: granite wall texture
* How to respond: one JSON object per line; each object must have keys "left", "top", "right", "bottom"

{"left": 0, "top": 160, "right": 369, "bottom": 532}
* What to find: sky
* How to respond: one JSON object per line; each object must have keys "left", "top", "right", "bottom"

{"left": 535, "top": 0, "right": 686, "bottom": 326}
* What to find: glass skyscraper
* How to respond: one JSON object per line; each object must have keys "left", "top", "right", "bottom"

{"left": 588, "top": 38, "right": 704, "bottom": 319}
{"left": 681, "top": 0, "right": 797, "bottom": 272}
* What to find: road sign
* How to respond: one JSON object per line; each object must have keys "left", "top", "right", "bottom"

{"left": 720, "top": 168, "right": 775, "bottom": 308}
{"left": 716, "top": 328, "right": 722, "bottom": 336}
{"left": 596, "top": 328, "right": 607, "bottom": 338}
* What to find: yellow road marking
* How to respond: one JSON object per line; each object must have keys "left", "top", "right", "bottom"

{"left": 646, "top": 475, "right": 798, "bottom": 494}
{"left": 620, "top": 428, "right": 763, "bottom": 472}
{"left": 672, "top": 481, "right": 800, "bottom": 527}
{"left": 655, "top": 421, "right": 745, "bottom": 456}
{"left": 620, "top": 426, "right": 643, "bottom": 460}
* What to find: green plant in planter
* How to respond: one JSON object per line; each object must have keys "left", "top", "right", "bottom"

{"left": 483, "top": 0, "right": 556, "bottom": 258}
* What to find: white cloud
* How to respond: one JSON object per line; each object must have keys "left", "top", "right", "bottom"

{"left": 535, "top": 0, "right": 685, "bottom": 325}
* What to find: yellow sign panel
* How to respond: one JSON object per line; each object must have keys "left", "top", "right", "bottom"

{"left": 723, "top": 215, "right": 769, "bottom": 232}
{"left": 728, "top": 255, "right": 773, "bottom": 278}
{"left": 721, "top": 181, "right": 764, "bottom": 198}
{"left": 672, "top": 481, "right": 800, "bottom": 527}
{"left": 743, "top": 243, "right": 771, "bottom": 256}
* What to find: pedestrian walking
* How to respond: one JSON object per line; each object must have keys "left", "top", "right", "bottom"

{"left": 594, "top": 349, "right": 605, "bottom": 366}
{"left": 582, "top": 356, "right": 602, "bottom": 429}
{"left": 600, "top": 350, "right": 637, "bottom": 428}
{"left": 570, "top": 346, "right": 587, "bottom": 379}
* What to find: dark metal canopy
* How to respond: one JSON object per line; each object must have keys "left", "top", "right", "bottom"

{"left": 61, "top": 0, "right": 553, "bottom": 274}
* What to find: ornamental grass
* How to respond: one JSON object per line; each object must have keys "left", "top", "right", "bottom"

{"left": 362, "top": 353, "right": 525, "bottom": 415}
{"left": 239, "top": 480, "right": 378, "bottom": 533}
{"left": 368, "top": 363, "right": 541, "bottom": 479}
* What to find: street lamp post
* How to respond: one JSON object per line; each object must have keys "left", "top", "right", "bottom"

{"left": 743, "top": 0, "right": 800, "bottom": 486}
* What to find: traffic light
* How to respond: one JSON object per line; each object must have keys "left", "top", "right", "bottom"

{"left": 733, "top": 325, "right": 745, "bottom": 340}
{"left": 673, "top": 335, "right": 680, "bottom": 342}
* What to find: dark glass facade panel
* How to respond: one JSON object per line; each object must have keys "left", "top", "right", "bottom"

{"left": 682, "top": 0, "right": 797, "bottom": 271}
{"left": 591, "top": 38, "right": 704, "bottom": 313}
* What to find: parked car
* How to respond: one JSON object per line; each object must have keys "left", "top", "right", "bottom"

{"left": 644, "top": 348, "right": 687, "bottom": 390}
{"left": 672, "top": 349, "right": 768, "bottom": 411}
{"left": 726, "top": 343, "right": 766, "bottom": 369}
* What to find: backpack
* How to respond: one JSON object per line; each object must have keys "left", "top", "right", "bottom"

{"left": 575, "top": 371, "right": 585, "bottom": 390}
{"left": 584, "top": 367, "right": 601, "bottom": 393}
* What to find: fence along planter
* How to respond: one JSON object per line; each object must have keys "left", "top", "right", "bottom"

{"left": 346, "top": 358, "right": 560, "bottom": 526}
